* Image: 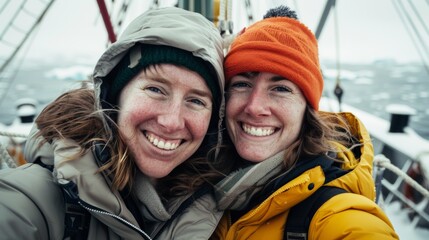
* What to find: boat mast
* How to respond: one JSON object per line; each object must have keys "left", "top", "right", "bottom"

{"left": 314, "top": 0, "right": 336, "bottom": 40}
{"left": 96, "top": 0, "right": 117, "bottom": 43}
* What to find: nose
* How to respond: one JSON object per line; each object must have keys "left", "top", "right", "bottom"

{"left": 244, "top": 88, "right": 271, "bottom": 117}
{"left": 157, "top": 102, "right": 185, "bottom": 132}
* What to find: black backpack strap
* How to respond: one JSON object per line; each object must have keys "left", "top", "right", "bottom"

{"left": 284, "top": 186, "right": 347, "bottom": 240}
{"left": 61, "top": 181, "right": 90, "bottom": 240}
{"left": 63, "top": 200, "right": 91, "bottom": 240}
{"left": 34, "top": 159, "right": 91, "bottom": 240}
{"left": 33, "top": 157, "right": 54, "bottom": 172}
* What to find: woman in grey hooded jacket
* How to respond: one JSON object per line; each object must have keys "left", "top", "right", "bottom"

{"left": 0, "top": 7, "right": 228, "bottom": 240}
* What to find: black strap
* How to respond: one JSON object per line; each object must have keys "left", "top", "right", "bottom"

{"left": 60, "top": 181, "right": 90, "bottom": 240}
{"left": 33, "top": 157, "right": 54, "bottom": 172}
{"left": 34, "top": 160, "right": 91, "bottom": 240}
{"left": 284, "top": 186, "right": 347, "bottom": 240}
{"left": 63, "top": 201, "right": 91, "bottom": 240}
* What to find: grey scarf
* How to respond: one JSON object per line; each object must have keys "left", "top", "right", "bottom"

{"left": 215, "top": 151, "right": 286, "bottom": 210}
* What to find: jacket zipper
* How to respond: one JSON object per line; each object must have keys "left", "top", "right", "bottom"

{"left": 60, "top": 179, "right": 152, "bottom": 240}
{"left": 78, "top": 199, "right": 153, "bottom": 240}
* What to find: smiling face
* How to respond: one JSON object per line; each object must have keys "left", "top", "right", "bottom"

{"left": 226, "top": 72, "right": 307, "bottom": 163}
{"left": 117, "top": 64, "right": 213, "bottom": 179}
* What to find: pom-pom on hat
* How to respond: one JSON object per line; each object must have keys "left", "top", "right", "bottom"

{"left": 224, "top": 6, "right": 323, "bottom": 110}
{"left": 106, "top": 43, "right": 219, "bottom": 105}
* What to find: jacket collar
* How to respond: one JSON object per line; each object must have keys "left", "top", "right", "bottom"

{"left": 214, "top": 150, "right": 285, "bottom": 210}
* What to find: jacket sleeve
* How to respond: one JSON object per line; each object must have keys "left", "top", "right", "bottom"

{"left": 0, "top": 164, "right": 65, "bottom": 240}
{"left": 23, "top": 124, "right": 54, "bottom": 165}
{"left": 310, "top": 193, "right": 399, "bottom": 240}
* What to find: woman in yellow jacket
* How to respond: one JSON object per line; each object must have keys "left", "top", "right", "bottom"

{"left": 211, "top": 5, "right": 399, "bottom": 240}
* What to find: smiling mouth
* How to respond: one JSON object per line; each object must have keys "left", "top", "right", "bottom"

{"left": 145, "top": 132, "right": 182, "bottom": 150}
{"left": 241, "top": 123, "right": 276, "bottom": 137}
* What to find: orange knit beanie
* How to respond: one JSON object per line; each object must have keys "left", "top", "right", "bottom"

{"left": 224, "top": 17, "right": 323, "bottom": 110}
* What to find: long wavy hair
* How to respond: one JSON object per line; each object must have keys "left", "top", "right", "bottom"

{"left": 221, "top": 105, "right": 361, "bottom": 171}
{"left": 36, "top": 83, "right": 230, "bottom": 200}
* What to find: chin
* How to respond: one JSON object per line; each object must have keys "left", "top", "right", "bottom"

{"left": 238, "top": 151, "right": 267, "bottom": 163}
{"left": 137, "top": 165, "right": 174, "bottom": 179}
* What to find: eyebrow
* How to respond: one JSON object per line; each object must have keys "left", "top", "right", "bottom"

{"left": 270, "top": 75, "right": 288, "bottom": 82}
{"left": 190, "top": 89, "right": 213, "bottom": 100}
{"left": 238, "top": 72, "right": 288, "bottom": 82}
{"left": 149, "top": 77, "right": 212, "bottom": 99}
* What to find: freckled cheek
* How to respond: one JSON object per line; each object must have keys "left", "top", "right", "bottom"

{"left": 118, "top": 102, "right": 154, "bottom": 128}
{"left": 285, "top": 102, "right": 306, "bottom": 129}
{"left": 226, "top": 97, "right": 244, "bottom": 135}
{"left": 187, "top": 111, "right": 212, "bottom": 139}
{"left": 225, "top": 96, "right": 243, "bottom": 119}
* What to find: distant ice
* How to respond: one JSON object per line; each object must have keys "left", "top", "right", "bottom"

{"left": 45, "top": 66, "right": 93, "bottom": 81}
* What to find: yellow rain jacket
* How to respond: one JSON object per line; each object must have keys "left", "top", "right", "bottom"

{"left": 212, "top": 112, "right": 399, "bottom": 240}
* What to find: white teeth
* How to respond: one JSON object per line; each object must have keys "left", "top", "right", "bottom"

{"left": 243, "top": 123, "right": 275, "bottom": 137}
{"left": 145, "top": 133, "right": 180, "bottom": 150}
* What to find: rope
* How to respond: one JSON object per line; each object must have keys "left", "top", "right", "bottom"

{"left": 226, "top": 0, "right": 233, "bottom": 33}
{"left": 0, "top": 130, "right": 26, "bottom": 169}
{"left": 218, "top": 0, "right": 227, "bottom": 35}
{"left": 374, "top": 154, "right": 429, "bottom": 199}
{"left": 333, "top": 3, "right": 340, "bottom": 86}
{"left": 0, "top": 142, "right": 17, "bottom": 168}
{"left": 392, "top": 0, "right": 429, "bottom": 75}
{"left": 244, "top": 0, "right": 253, "bottom": 24}
{"left": 0, "top": 130, "right": 27, "bottom": 138}
{"left": 218, "top": 0, "right": 226, "bottom": 22}
{"left": 407, "top": 0, "right": 429, "bottom": 36}
{"left": 332, "top": 2, "right": 343, "bottom": 112}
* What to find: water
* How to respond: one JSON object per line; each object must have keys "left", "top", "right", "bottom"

{"left": 322, "top": 61, "right": 429, "bottom": 140}
{"left": 1, "top": 61, "right": 429, "bottom": 140}
{"left": 0, "top": 62, "right": 92, "bottom": 125}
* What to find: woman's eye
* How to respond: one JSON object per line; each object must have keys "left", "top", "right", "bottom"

{"left": 146, "top": 86, "right": 163, "bottom": 94}
{"left": 229, "top": 82, "right": 250, "bottom": 90}
{"left": 189, "top": 98, "right": 205, "bottom": 106}
{"left": 273, "top": 86, "right": 292, "bottom": 92}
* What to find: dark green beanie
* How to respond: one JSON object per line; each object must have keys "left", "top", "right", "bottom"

{"left": 106, "top": 44, "right": 220, "bottom": 105}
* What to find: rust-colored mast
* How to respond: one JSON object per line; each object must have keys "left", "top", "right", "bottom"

{"left": 96, "top": 0, "right": 117, "bottom": 43}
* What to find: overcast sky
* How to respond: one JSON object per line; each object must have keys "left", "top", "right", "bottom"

{"left": 2, "top": 0, "right": 429, "bottom": 68}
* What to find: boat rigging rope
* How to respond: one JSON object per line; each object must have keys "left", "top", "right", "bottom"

{"left": 218, "top": 0, "right": 226, "bottom": 35}
{"left": 218, "top": 0, "right": 236, "bottom": 51}
{"left": 218, "top": 0, "right": 233, "bottom": 36}
{"left": 0, "top": 142, "right": 17, "bottom": 168}
{"left": 374, "top": 154, "right": 429, "bottom": 199}
{"left": 407, "top": 0, "right": 429, "bottom": 36}
{"left": 392, "top": 0, "right": 429, "bottom": 75}
{"left": 332, "top": 3, "right": 343, "bottom": 112}
{"left": 0, "top": 130, "right": 27, "bottom": 139}
{"left": 244, "top": 0, "right": 253, "bottom": 24}
{"left": 0, "top": 131, "right": 26, "bottom": 169}
{"left": 226, "top": 0, "right": 233, "bottom": 34}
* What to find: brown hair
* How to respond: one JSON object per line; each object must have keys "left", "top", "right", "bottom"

{"left": 282, "top": 106, "right": 361, "bottom": 169}
{"left": 35, "top": 83, "right": 228, "bottom": 200}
